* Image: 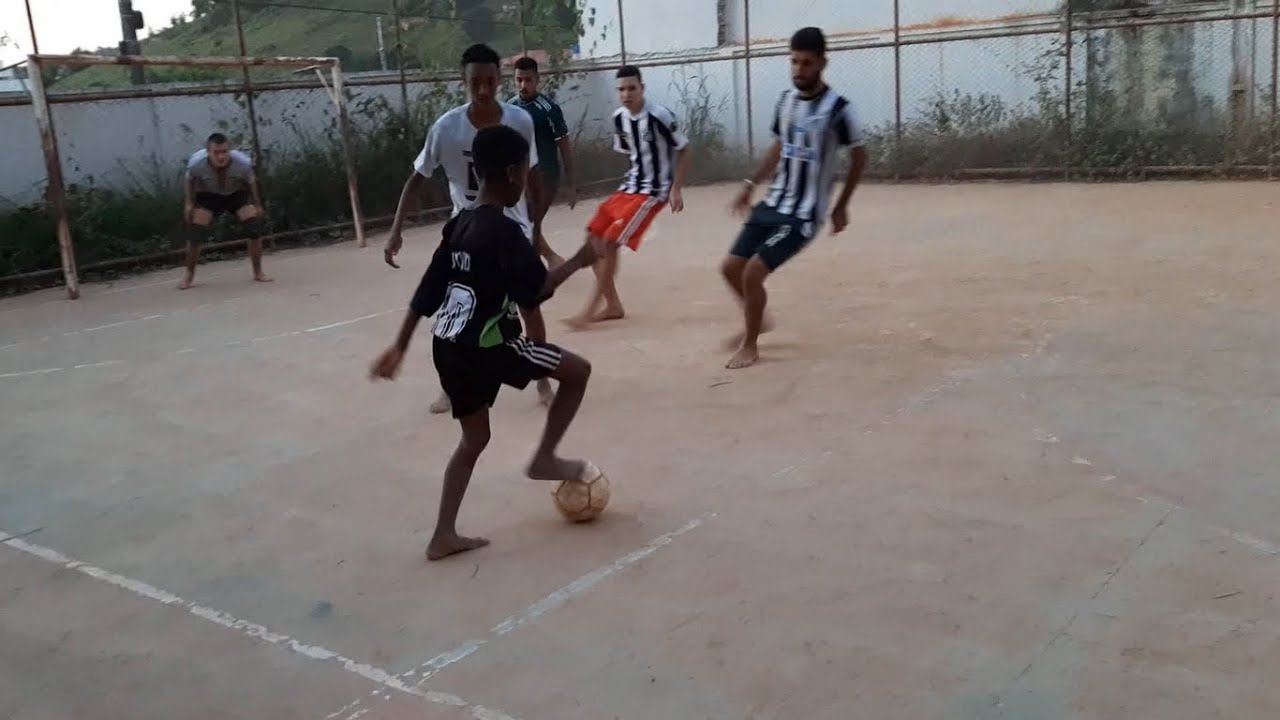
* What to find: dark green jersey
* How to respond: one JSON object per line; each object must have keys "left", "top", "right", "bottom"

{"left": 509, "top": 92, "right": 568, "bottom": 181}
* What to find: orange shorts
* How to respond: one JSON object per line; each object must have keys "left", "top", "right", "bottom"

{"left": 586, "top": 192, "right": 667, "bottom": 251}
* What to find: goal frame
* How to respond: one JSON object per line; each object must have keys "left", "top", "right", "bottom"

{"left": 26, "top": 53, "right": 368, "bottom": 300}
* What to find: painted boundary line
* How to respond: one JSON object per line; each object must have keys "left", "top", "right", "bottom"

{"left": 0, "top": 530, "right": 520, "bottom": 720}
{"left": 0, "top": 308, "right": 399, "bottom": 381}
{"left": 325, "top": 512, "right": 717, "bottom": 720}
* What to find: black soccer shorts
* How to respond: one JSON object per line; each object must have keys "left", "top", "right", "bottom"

{"left": 432, "top": 335, "right": 562, "bottom": 419}
{"left": 729, "top": 203, "right": 817, "bottom": 271}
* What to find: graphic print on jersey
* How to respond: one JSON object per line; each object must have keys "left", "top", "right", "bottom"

{"left": 764, "top": 88, "right": 865, "bottom": 225}
{"left": 433, "top": 282, "right": 478, "bottom": 341}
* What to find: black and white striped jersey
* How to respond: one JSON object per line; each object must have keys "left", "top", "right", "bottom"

{"left": 763, "top": 87, "right": 865, "bottom": 224}
{"left": 611, "top": 102, "right": 689, "bottom": 199}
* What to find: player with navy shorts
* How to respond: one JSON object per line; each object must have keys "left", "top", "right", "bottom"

{"left": 723, "top": 27, "right": 869, "bottom": 369}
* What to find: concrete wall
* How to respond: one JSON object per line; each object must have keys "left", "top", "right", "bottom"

{"left": 1, "top": 3, "right": 1272, "bottom": 206}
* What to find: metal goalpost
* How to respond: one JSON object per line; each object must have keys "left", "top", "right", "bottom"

{"left": 25, "top": 53, "right": 367, "bottom": 300}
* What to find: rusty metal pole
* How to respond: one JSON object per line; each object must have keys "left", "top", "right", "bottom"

{"left": 24, "top": 0, "right": 40, "bottom": 54}
{"left": 391, "top": 0, "right": 410, "bottom": 119}
{"left": 332, "top": 63, "right": 367, "bottom": 247}
{"left": 1271, "top": 0, "right": 1278, "bottom": 177}
{"left": 232, "top": 0, "right": 263, "bottom": 166}
{"left": 743, "top": 0, "right": 754, "bottom": 159}
{"left": 617, "top": 0, "right": 627, "bottom": 63}
{"left": 28, "top": 55, "right": 79, "bottom": 299}
{"left": 893, "top": 0, "right": 902, "bottom": 143}
{"left": 519, "top": 0, "right": 528, "bottom": 55}
{"left": 1063, "top": 1, "right": 1073, "bottom": 179}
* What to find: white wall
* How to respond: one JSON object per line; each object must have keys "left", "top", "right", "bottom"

{"left": 580, "top": 0, "right": 721, "bottom": 58}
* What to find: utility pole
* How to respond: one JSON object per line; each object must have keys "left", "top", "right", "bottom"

{"left": 376, "top": 16, "right": 388, "bottom": 70}
{"left": 117, "top": 0, "right": 144, "bottom": 84}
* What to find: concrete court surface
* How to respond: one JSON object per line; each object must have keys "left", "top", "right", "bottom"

{"left": 1, "top": 181, "right": 1278, "bottom": 720}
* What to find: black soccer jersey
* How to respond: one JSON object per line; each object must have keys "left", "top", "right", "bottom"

{"left": 764, "top": 87, "right": 866, "bottom": 224}
{"left": 410, "top": 205, "right": 548, "bottom": 348}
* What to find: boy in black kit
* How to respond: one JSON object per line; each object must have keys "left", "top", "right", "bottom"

{"left": 370, "top": 125, "right": 599, "bottom": 561}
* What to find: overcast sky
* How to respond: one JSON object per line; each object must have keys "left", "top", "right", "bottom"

{"left": 2, "top": 0, "right": 192, "bottom": 67}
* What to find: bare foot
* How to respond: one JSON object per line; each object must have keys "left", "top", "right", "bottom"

{"left": 563, "top": 315, "right": 593, "bottom": 331}
{"left": 591, "top": 307, "right": 625, "bottom": 322}
{"left": 426, "top": 533, "right": 490, "bottom": 561}
{"left": 725, "top": 345, "right": 760, "bottom": 370}
{"left": 253, "top": 273, "right": 274, "bottom": 283}
{"left": 536, "top": 378, "right": 555, "bottom": 407}
{"left": 721, "top": 317, "right": 775, "bottom": 351}
{"left": 178, "top": 276, "right": 195, "bottom": 290}
{"left": 429, "top": 392, "right": 452, "bottom": 415}
{"left": 526, "top": 455, "right": 587, "bottom": 482}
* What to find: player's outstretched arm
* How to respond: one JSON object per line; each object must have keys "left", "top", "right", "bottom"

{"left": 371, "top": 238, "right": 448, "bottom": 379}
{"left": 830, "top": 145, "right": 868, "bottom": 234}
{"left": 670, "top": 145, "right": 692, "bottom": 213}
{"left": 385, "top": 171, "right": 425, "bottom": 268}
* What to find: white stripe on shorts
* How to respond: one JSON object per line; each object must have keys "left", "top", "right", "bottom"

{"left": 616, "top": 196, "right": 661, "bottom": 247}
{"left": 508, "top": 336, "right": 561, "bottom": 371}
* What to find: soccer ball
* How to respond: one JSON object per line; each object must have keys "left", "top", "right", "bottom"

{"left": 552, "top": 463, "right": 611, "bottom": 523}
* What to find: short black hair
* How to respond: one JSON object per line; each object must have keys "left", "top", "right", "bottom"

{"left": 472, "top": 125, "right": 529, "bottom": 182}
{"left": 207, "top": 132, "right": 229, "bottom": 145}
{"left": 790, "top": 27, "right": 826, "bottom": 56}
{"left": 616, "top": 65, "right": 642, "bottom": 81}
{"left": 514, "top": 56, "right": 538, "bottom": 73}
{"left": 461, "top": 43, "right": 501, "bottom": 69}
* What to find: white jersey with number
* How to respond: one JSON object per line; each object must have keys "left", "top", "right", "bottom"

{"left": 413, "top": 103, "right": 539, "bottom": 239}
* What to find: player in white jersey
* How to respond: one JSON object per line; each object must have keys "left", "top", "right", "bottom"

{"left": 723, "top": 27, "right": 868, "bottom": 369}
{"left": 567, "top": 65, "right": 690, "bottom": 329}
{"left": 384, "top": 43, "right": 553, "bottom": 412}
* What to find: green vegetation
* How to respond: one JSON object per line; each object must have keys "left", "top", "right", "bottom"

{"left": 867, "top": 20, "right": 1277, "bottom": 177}
{"left": 51, "top": 0, "right": 584, "bottom": 89}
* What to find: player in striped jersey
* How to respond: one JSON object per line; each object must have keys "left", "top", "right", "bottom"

{"left": 567, "top": 65, "right": 691, "bottom": 329}
{"left": 723, "top": 27, "right": 868, "bottom": 369}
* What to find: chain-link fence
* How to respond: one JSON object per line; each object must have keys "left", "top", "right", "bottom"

{"left": 5, "top": 0, "right": 1279, "bottom": 295}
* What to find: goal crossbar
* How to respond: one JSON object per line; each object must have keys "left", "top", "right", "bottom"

{"left": 25, "top": 53, "right": 366, "bottom": 300}
{"left": 33, "top": 54, "right": 340, "bottom": 69}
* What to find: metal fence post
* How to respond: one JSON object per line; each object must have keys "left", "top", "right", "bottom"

{"left": 617, "top": 0, "right": 627, "bottom": 63}
{"left": 743, "top": 0, "right": 754, "bottom": 159}
{"left": 332, "top": 62, "right": 367, "bottom": 248}
{"left": 232, "top": 0, "right": 263, "bottom": 167}
{"left": 893, "top": 0, "right": 902, "bottom": 176}
{"left": 24, "top": 0, "right": 40, "bottom": 54}
{"left": 391, "top": 0, "right": 410, "bottom": 121}
{"left": 27, "top": 55, "right": 80, "bottom": 299}
{"left": 1271, "top": 0, "right": 1278, "bottom": 177}
{"left": 519, "top": 0, "right": 528, "bottom": 55}
{"left": 1063, "top": 1, "right": 1074, "bottom": 179}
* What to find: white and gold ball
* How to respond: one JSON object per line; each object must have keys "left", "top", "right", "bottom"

{"left": 552, "top": 462, "right": 611, "bottom": 522}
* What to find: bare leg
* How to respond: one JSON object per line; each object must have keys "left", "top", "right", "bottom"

{"left": 180, "top": 209, "right": 212, "bottom": 290}
{"left": 593, "top": 243, "right": 625, "bottom": 321}
{"left": 520, "top": 306, "right": 556, "bottom": 407}
{"left": 727, "top": 257, "right": 772, "bottom": 369}
{"left": 179, "top": 240, "right": 202, "bottom": 290}
{"left": 536, "top": 233, "right": 565, "bottom": 269}
{"left": 427, "top": 409, "right": 493, "bottom": 561}
{"left": 526, "top": 350, "right": 591, "bottom": 481}
{"left": 238, "top": 208, "right": 273, "bottom": 282}
{"left": 567, "top": 236, "right": 608, "bottom": 329}
{"left": 721, "top": 254, "right": 774, "bottom": 350}
{"left": 247, "top": 237, "right": 273, "bottom": 282}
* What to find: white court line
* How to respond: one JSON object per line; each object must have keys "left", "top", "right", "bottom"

{"left": 326, "top": 512, "right": 716, "bottom": 720}
{"left": 0, "top": 308, "right": 399, "bottom": 381}
{"left": 0, "top": 530, "right": 521, "bottom": 720}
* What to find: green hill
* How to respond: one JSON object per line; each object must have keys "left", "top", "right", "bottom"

{"left": 50, "top": 0, "right": 580, "bottom": 90}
